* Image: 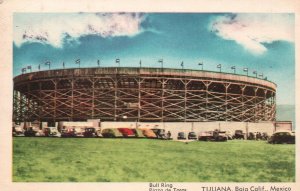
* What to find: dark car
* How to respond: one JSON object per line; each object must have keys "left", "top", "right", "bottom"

{"left": 213, "top": 130, "right": 228, "bottom": 142}
{"left": 268, "top": 131, "right": 295, "bottom": 144}
{"left": 83, "top": 128, "right": 96, "bottom": 138}
{"left": 24, "top": 127, "right": 37, "bottom": 137}
{"left": 101, "top": 128, "right": 123, "bottom": 138}
{"left": 233, "top": 130, "right": 245, "bottom": 139}
{"left": 177, "top": 132, "right": 186, "bottom": 140}
{"left": 101, "top": 129, "right": 116, "bottom": 138}
{"left": 198, "top": 130, "right": 227, "bottom": 142}
{"left": 61, "top": 127, "right": 76, "bottom": 138}
{"left": 188, "top": 132, "right": 197, "bottom": 140}
{"left": 248, "top": 132, "right": 256, "bottom": 140}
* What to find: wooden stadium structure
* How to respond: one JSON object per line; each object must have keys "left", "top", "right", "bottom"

{"left": 13, "top": 67, "right": 276, "bottom": 123}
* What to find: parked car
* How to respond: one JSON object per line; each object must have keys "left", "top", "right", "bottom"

{"left": 24, "top": 127, "right": 37, "bottom": 137}
{"left": 47, "top": 127, "right": 61, "bottom": 137}
{"left": 248, "top": 132, "right": 256, "bottom": 140}
{"left": 152, "top": 129, "right": 167, "bottom": 139}
{"left": 61, "top": 127, "right": 76, "bottom": 138}
{"left": 140, "top": 128, "right": 157, "bottom": 138}
{"left": 177, "top": 132, "right": 186, "bottom": 140}
{"left": 101, "top": 128, "right": 123, "bottom": 138}
{"left": 188, "top": 132, "right": 197, "bottom": 140}
{"left": 198, "top": 129, "right": 227, "bottom": 142}
{"left": 233, "top": 130, "right": 245, "bottom": 139}
{"left": 118, "top": 128, "right": 136, "bottom": 138}
{"left": 268, "top": 131, "right": 295, "bottom": 144}
{"left": 83, "top": 127, "right": 96, "bottom": 137}
{"left": 216, "top": 131, "right": 228, "bottom": 141}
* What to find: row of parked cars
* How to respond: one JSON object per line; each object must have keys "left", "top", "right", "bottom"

{"left": 178, "top": 129, "right": 295, "bottom": 144}
{"left": 13, "top": 126, "right": 295, "bottom": 144}
{"left": 13, "top": 126, "right": 172, "bottom": 140}
{"left": 178, "top": 129, "right": 236, "bottom": 142}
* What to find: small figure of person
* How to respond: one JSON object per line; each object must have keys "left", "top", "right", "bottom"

{"left": 167, "top": 131, "right": 171, "bottom": 139}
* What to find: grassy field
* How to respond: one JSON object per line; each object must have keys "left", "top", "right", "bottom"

{"left": 13, "top": 137, "right": 295, "bottom": 182}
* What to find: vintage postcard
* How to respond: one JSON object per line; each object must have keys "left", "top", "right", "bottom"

{"left": 0, "top": 0, "right": 299, "bottom": 191}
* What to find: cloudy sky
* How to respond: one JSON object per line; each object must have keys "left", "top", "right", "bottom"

{"left": 13, "top": 13, "right": 295, "bottom": 105}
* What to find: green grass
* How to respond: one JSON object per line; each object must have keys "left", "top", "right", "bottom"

{"left": 13, "top": 138, "right": 295, "bottom": 182}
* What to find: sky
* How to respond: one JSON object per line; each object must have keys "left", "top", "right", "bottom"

{"left": 13, "top": 13, "right": 295, "bottom": 105}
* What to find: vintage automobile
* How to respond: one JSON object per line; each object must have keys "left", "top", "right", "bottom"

{"left": 139, "top": 128, "right": 157, "bottom": 138}
{"left": 248, "top": 132, "right": 256, "bottom": 140}
{"left": 233, "top": 130, "right": 245, "bottom": 139}
{"left": 24, "top": 127, "right": 37, "bottom": 137}
{"left": 118, "top": 128, "right": 136, "bottom": 138}
{"left": 268, "top": 131, "right": 295, "bottom": 144}
{"left": 61, "top": 127, "right": 76, "bottom": 138}
{"left": 47, "top": 127, "right": 61, "bottom": 137}
{"left": 198, "top": 129, "right": 227, "bottom": 142}
{"left": 177, "top": 132, "right": 186, "bottom": 140}
{"left": 216, "top": 131, "right": 228, "bottom": 141}
{"left": 101, "top": 128, "right": 123, "bottom": 138}
{"left": 188, "top": 132, "right": 197, "bottom": 140}
{"left": 83, "top": 127, "right": 96, "bottom": 138}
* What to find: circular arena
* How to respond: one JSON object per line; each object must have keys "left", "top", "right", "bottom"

{"left": 13, "top": 67, "right": 276, "bottom": 123}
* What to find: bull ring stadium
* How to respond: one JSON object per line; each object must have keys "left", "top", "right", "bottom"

{"left": 13, "top": 67, "right": 276, "bottom": 131}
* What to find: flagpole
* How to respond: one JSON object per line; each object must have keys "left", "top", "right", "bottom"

{"left": 45, "top": 61, "right": 51, "bottom": 70}
{"left": 158, "top": 59, "right": 163, "bottom": 69}
{"left": 217, "top": 64, "right": 221, "bottom": 72}
{"left": 75, "top": 59, "right": 80, "bottom": 68}
{"left": 253, "top": 71, "right": 257, "bottom": 78}
{"left": 21, "top": 68, "right": 26, "bottom": 74}
{"left": 27, "top": 65, "right": 32, "bottom": 73}
{"left": 116, "top": 59, "right": 120, "bottom": 67}
{"left": 198, "top": 62, "right": 203, "bottom": 70}
{"left": 231, "top": 66, "right": 236, "bottom": 74}
{"left": 243, "top": 68, "right": 248, "bottom": 76}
